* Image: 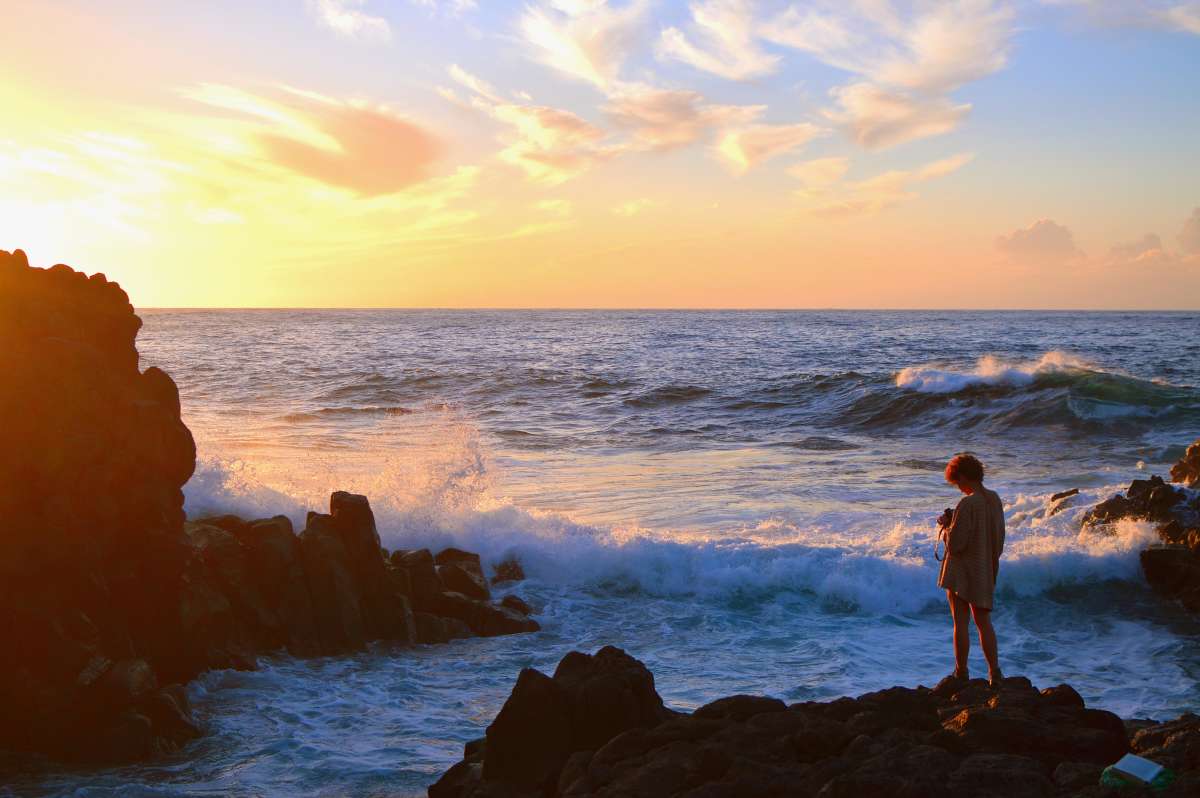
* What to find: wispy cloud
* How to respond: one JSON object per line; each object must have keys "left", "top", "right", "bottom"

{"left": 449, "top": 66, "right": 618, "bottom": 184}
{"left": 1041, "top": 1, "right": 1200, "bottom": 35}
{"left": 788, "top": 156, "right": 850, "bottom": 197}
{"left": 308, "top": 0, "right": 392, "bottom": 41}
{"left": 823, "top": 82, "right": 970, "bottom": 150}
{"left": 765, "top": 1, "right": 1014, "bottom": 149}
{"left": 812, "top": 152, "right": 973, "bottom": 215}
{"left": 605, "top": 85, "right": 762, "bottom": 150}
{"left": 715, "top": 123, "right": 825, "bottom": 174}
{"left": 520, "top": 0, "right": 649, "bottom": 89}
{"left": 658, "top": 0, "right": 780, "bottom": 80}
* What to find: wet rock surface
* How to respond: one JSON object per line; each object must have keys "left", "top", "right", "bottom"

{"left": 1081, "top": 461, "right": 1200, "bottom": 614}
{"left": 431, "top": 649, "right": 1200, "bottom": 798}
{"left": 0, "top": 251, "right": 539, "bottom": 765}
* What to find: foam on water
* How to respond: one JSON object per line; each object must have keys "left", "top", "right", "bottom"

{"left": 896, "top": 351, "right": 1094, "bottom": 393}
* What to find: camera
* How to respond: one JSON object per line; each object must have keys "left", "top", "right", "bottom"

{"left": 937, "top": 507, "right": 953, "bottom": 528}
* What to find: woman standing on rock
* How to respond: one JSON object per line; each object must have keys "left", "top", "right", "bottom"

{"left": 936, "top": 453, "right": 1006, "bottom": 689}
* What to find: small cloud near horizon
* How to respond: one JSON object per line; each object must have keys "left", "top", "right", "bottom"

{"left": 996, "top": 218, "right": 1084, "bottom": 263}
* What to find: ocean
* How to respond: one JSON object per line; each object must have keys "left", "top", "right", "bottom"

{"left": 12, "top": 309, "right": 1200, "bottom": 797}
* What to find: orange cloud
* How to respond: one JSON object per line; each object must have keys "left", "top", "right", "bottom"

{"left": 188, "top": 86, "right": 444, "bottom": 196}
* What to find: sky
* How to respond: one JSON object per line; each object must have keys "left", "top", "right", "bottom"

{"left": 1, "top": 0, "right": 1198, "bottom": 308}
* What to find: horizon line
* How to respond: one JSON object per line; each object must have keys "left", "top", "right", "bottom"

{"left": 136, "top": 306, "right": 1200, "bottom": 313}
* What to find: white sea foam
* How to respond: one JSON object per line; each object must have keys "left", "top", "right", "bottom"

{"left": 895, "top": 351, "right": 1094, "bottom": 394}
{"left": 183, "top": 446, "right": 1155, "bottom": 616}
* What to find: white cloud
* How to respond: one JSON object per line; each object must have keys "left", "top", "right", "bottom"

{"left": 996, "top": 218, "right": 1084, "bottom": 263}
{"left": 763, "top": 1, "right": 1013, "bottom": 94}
{"left": 448, "top": 65, "right": 619, "bottom": 184}
{"left": 824, "top": 82, "right": 970, "bottom": 149}
{"left": 714, "top": 122, "right": 825, "bottom": 174}
{"left": 521, "top": 0, "right": 649, "bottom": 88}
{"left": 308, "top": 0, "right": 392, "bottom": 41}
{"left": 763, "top": 2, "right": 1014, "bottom": 150}
{"left": 812, "top": 152, "right": 973, "bottom": 215}
{"left": 658, "top": 0, "right": 781, "bottom": 81}
{"left": 605, "top": 85, "right": 763, "bottom": 150}
{"left": 787, "top": 156, "right": 850, "bottom": 196}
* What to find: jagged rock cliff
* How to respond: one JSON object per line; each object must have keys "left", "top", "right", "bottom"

{"left": 0, "top": 250, "right": 538, "bottom": 764}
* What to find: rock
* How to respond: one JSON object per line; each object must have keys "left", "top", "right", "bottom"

{"left": 492, "top": 557, "right": 526, "bottom": 584}
{"left": 438, "top": 563, "right": 491, "bottom": 601}
{"left": 1080, "top": 460, "right": 1200, "bottom": 617}
{"left": 234, "top": 516, "right": 321, "bottom": 655}
{"left": 1040, "top": 684, "right": 1085, "bottom": 709}
{"left": 435, "top": 547, "right": 485, "bottom": 578}
{"left": 0, "top": 250, "right": 196, "bottom": 761}
{"left": 1171, "top": 439, "right": 1200, "bottom": 487}
{"left": 431, "top": 652, "right": 1188, "bottom": 798}
{"left": 1141, "top": 546, "right": 1200, "bottom": 611}
{"left": 947, "top": 753, "right": 1052, "bottom": 798}
{"left": 398, "top": 549, "right": 446, "bottom": 613}
{"left": 694, "top": 695, "right": 786, "bottom": 721}
{"left": 463, "top": 647, "right": 671, "bottom": 795}
{"left": 1051, "top": 488, "right": 1080, "bottom": 503}
{"left": 500, "top": 594, "right": 533, "bottom": 616}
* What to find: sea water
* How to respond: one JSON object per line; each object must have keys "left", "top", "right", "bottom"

{"left": 9, "top": 310, "right": 1200, "bottom": 797}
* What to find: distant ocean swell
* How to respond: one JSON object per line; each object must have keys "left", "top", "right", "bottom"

{"left": 266, "top": 351, "right": 1200, "bottom": 443}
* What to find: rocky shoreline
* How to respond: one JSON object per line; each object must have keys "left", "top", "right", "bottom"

{"left": 430, "top": 646, "right": 1200, "bottom": 797}
{"left": 3, "top": 247, "right": 1199, "bottom": 791}
{"left": 0, "top": 249, "right": 538, "bottom": 764}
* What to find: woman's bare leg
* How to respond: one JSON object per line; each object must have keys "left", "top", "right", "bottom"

{"left": 971, "top": 604, "right": 1000, "bottom": 679}
{"left": 947, "top": 590, "right": 970, "bottom": 677}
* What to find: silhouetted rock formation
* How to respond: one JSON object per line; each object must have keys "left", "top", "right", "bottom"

{"left": 431, "top": 648, "right": 1200, "bottom": 798}
{"left": 1082, "top": 468, "right": 1200, "bottom": 614}
{"left": 1171, "top": 439, "right": 1200, "bottom": 487}
{"left": 0, "top": 250, "right": 538, "bottom": 764}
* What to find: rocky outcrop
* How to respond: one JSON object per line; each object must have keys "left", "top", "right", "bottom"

{"left": 1, "top": 249, "right": 200, "bottom": 761}
{"left": 1170, "top": 439, "right": 1200, "bottom": 488}
{"left": 1082, "top": 471, "right": 1200, "bottom": 613}
{"left": 431, "top": 649, "right": 1200, "bottom": 798}
{"left": 430, "top": 647, "right": 673, "bottom": 798}
{"left": 0, "top": 250, "right": 539, "bottom": 764}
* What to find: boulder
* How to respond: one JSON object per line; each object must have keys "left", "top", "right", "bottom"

{"left": 432, "top": 647, "right": 673, "bottom": 797}
{"left": 1171, "top": 439, "right": 1200, "bottom": 487}
{"left": 438, "top": 563, "right": 491, "bottom": 601}
{"left": 492, "top": 557, "right": 526, "bottom": 584}
{"left": 430, "top": 652, "right": 1188, "bottom": 798}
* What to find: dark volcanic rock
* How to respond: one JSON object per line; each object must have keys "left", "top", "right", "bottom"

{"left": 431, "top": 646, "right": 672, "bottom": 797}
{"left": 430, "top": 651, "right": 1200, "bottom": 798}
{"left": 1171, "top": 439, "right": 1200, "bottom": 487}
{"left": 0, "top": 249, "right": 199, "bottom": 761}
{"left": 0, "top": 251, "right": 538, "bottom": 765}
{"left": 1081, "top": 467, "right": 1200, "bottom": 615}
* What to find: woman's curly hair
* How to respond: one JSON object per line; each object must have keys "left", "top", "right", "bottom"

{"left": 945, "top": 453, "right": 985, "bottom": 484}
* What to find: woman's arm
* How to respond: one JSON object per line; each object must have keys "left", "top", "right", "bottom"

{"left": 946, "top": 498, "right": 975, "bottom": 555}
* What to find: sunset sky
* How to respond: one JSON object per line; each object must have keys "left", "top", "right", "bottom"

{"left": 2, "top": 0, "right": 1198, "bottom": 308}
